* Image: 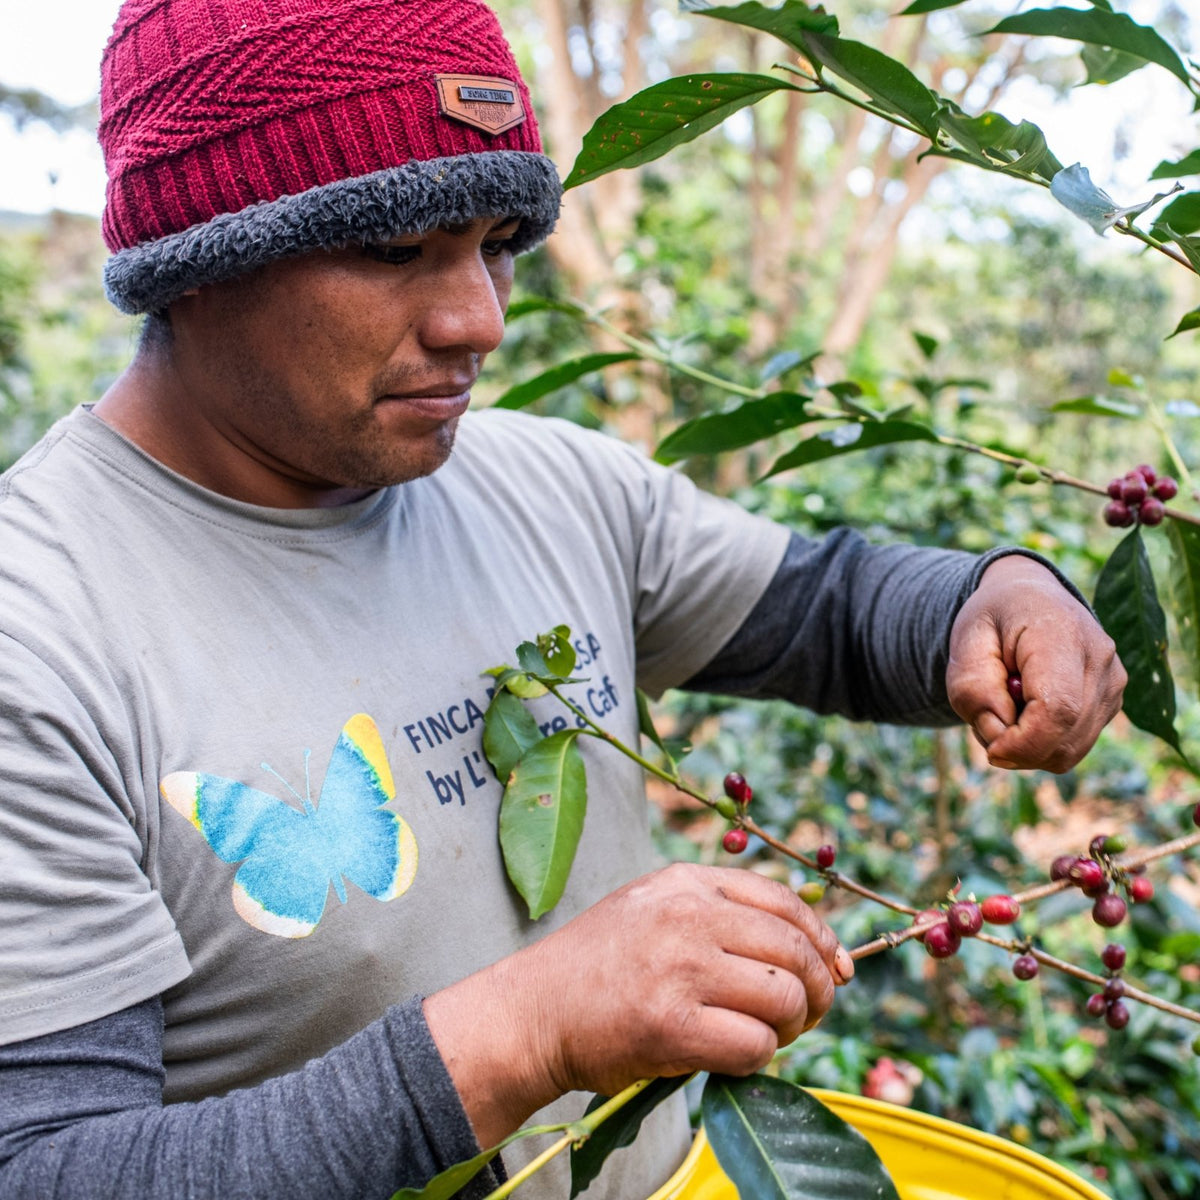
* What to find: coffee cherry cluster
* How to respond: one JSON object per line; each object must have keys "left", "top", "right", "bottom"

{"left": 1085, "top": 943, "right": 1131, "bottom": 1030}
{"left": 1103, "top": 464, "right": 1178, "bottom": 528}
{"left": 1049, "top": 831, "right": 1156, "bottom": 930}
{"left": 719, "top": 771, "right": 753, "bottom": 854}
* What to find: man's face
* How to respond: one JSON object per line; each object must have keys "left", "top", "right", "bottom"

{"left": 165, "top": 216, "right": 519, "bottom": 506}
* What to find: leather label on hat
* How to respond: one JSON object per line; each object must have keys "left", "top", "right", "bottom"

{"left": 435, "top": 74, "right": 526, "bottom": 136}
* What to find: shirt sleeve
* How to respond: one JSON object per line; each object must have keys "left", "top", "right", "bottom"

{"left": 684, "top": 534, "right": 1092, "bottom": 725}
{"left": 0, "top": 994, "right": 501, "bottom": 1200}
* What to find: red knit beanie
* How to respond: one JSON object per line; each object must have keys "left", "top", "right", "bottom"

{"left": 99, "top": 0, "right": 561, "bottom": 314}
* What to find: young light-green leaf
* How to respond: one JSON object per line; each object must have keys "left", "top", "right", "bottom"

{"left": 654, "top": 392, "right": 812, "bottom": 464}
{"left": 987, "top": 8, "right": 1194, "bottom": 92}
{"left": 1093, "top": 528, "right": 1185, "bottom": 758}
{"left": 762, "top": 419, "right": 939, "bottom": 478}
{"left": 563, "top": 74, "right": 799, "bottom": 190}
{"left": 701, "top": 1074, "right": 901, "bottom": 1200}
{"left": 569, "top": 1076, "right": 691, "bottom": 1199}
{"left": 493, "top": 353, "right": 640, "bottom": 411}
{"left": 483, "top": 689, "right": 543, "bottom": 784}
{"left": 1167, "top": 521, "right": 1200, "bottom": 693}
{"left": 499, "top": 730, "right": 588, "bottom": 920}
{"left": 1051, "top": 395, "right": 1141, "bottom": 418}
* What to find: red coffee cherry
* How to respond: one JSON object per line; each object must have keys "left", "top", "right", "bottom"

{"left": 1139, "top": 497, "right": 1165, "bottom": 526}
{"left": 1012, "top": 954, "right": 1039, "bottom": 981}
{"left": 1129, "top": 876, "right": 1155, "bottom": 903}
{"left": 980, "top": 894, "right": 1021, "bottom": 924}
{"left": 1093, "top": 894, "right": 1128, "bottom": 928}
{"left": 924, "top": 922, "right": 962, "bottom": 959}
{"left": 1153, "top": 476, "right": 1178, "bottom": 501}
{"left": 722, "top": 828, "right": 749, "bottom": 854}
{"left": 947, "top": 900, "right": 983, "bottom": 937}
{"left": 1088, "top": 834, "right": 1109, "bottom": 859}
{"left": 1135, "top": 464, "right": 1158, "bottom": 485}
{"left": 1103, "top": 500, "right": 1135, "bottom": 527}
{"left": 1105, "top": 999, "right": 1131, "bottom": 1030}
{"left": 911, "top": 909, "right": 943, "bottom": 943}
{"left": 723, "top": 772, "right": 752, "bottom": 804}
{"left": 1006, "top": 673, "right": 1024, "bottom": 706}
{"left": 1069, "top": 859, "right": 1106, "bottom": 891}
{"left": 1050, "top": 854, "right": 1076, "bottom": 881}
{"left": 1121, "top": 474, "right": 1148, "bottom": 505}
{"left": 1106, "top": 477, "right": 1125, "bottom": 499}
{"left": 1101, "top": 943, "right": 1127, "bottom": 971}
{"left": 816, "top": 844, "right": 837, "bottom": 870}
{"left": 1193, "top": 802, "right": 1200, "bottom": 829}
{"left": 1086, "top": 993, "right": 1108, "bottom": 1018}
{"left": 1104, "top": 977, "right": 1126, "bottom": 1001}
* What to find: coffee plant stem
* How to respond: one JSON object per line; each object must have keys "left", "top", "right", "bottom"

{"left": 1115, "top": 219, "right": 1194, "bottom": 272}
{"left": 1146, "top": 399, "right": 1194, "bottom": 491}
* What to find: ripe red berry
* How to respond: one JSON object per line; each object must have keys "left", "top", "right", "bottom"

{"left": 1088, "top": 834, "right": 1109, "bottom": 859}
{"left": 1101, "top": 943, "right": 1127, "bottom": 972}
{"left": 723, "top": 772, "right": 752, "bottom": 804}
{"left": 1121, "top": 474, "right": 1148, "bottom": 505}
{"left": 924, "top": 922, "right": 961, "bottom": 959}
{"left": 1012, "top": 954, "right": 1039, "bottom": 980}
{"left": 1193, "top": 802, "right": 1200, "bottom": 829}
{"left": 816, "top": 844, "right": 837, "bottom": 870}
{"left": 1153, "top": 476, "right": 1178, "bottom": 501}
{"left": 1093, "top": 894, "right": 1128, "bottom": 928}
{"left": 911, "top": 909, "right": 943, "bottom": 943}
{"left": 1103, "top": 500, "right": 1135, "bottom": 527}
{"left": 1104, "top": 977, "right": 1126, "bottom": 1001}
{"left": 947, "top": 900, "right": 983, "bottom": 937}
{"left": 980, "top": 894, "right": 1021, "bottom": 924}
{"left": 1105, "top": 999, "right": 1131, "bottom": 1030}
{"left": 1129, "top": 876, "right": 1155, "bottom": 903}
{"left": 1139, "top": 497, "right": 1165, "bottom": 526}
{"left": 722, "top": 828, "right": 749, "bottom": 854}
{"left": 1069, "top": 859, "right": 1105, "bottom": 891}
{"left": 1050, "top": 854, "right": 1076, "bottom": 881}
{"left": 1086, "top": 993, "right": 1108, "bottom": 1018}
{"left": 1006, "top": 673, "right": 1024, "bottom": 706}
{"left": 1135, "top": 464, "right": 1158, "bottom": 485}
{"left": 1107, "top": 477, "right": 1124, "bottom": 499}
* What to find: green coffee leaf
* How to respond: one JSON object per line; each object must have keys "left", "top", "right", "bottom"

{"left": 987, "top": 9, "right": 1195, "bottom": 92}
{"left": 758, "top": 349, "right": 820, "bottom": 386}
{"left": 701, "top": 1074, "right": 901, "bottom": 1200}
{"left": 483, "top": 689, "right": 543, "bottom": 784}
{"left": 900, "top": 0, "right": 969, "bottom": 12}
{"left": 564, "top": 74, "right": 798, "bottom": 189}
{"left": 1167, "top": 521, "right": 1200, "bottom": 692}
{"left": 1051, "top": 395, "right": 1141, "bottom": 418}
{"left": 682, "top": 0, "right": 839, "bottom": 49}
{"left": 934, "top": 104, "right": 1062, "bottom": 182}
{"left": 913, "top": 331, "right": 939, "bottom": 361}
{"left": 569, "top": 1077, "right": 691, "bottom": 1199}
{"left": 1151, "top": 150, "right": 1200, "bottom": 180}
{"left": 1093, "top": 528, "right": 1186, "bottom": 760}
{"left": 484, "top": 663, "right": 549, "bottom": 699}
{"left": 1168, "top": 307, "right": 1200, "bottom": 339}
{"left": 635, "top": 687, "right": 672, "bottom": 764}
{"left": 504, "top": 296, "right": 589, "bottom": 322}
{"left": 1162, "top": 225, "right": 1200, "bottom": 274}
{"left": 500, "top": 731, "right": 588, "bottom": 919}
{"left": 493, "top": 353, "right": 639, "bottom": 411}
{"left": 537, "top": 625, "right": 577, "bottom": 677}
{"left": 803, "top": 32, "right": 941, "bottom": 138}
{"left": 1150, "top": 191, "right": 1200, "bottom": 240}
{"left": 1080, "top": 43, "right": 1147, "bottom": 86}
{"left": 390, "top": 1120, "right": 557, "bottom": 1199}
{"left": 654, "top": 392, "right": 812, "bottom": 464}
{"left": 763, "top": 419, "right": 939, "bottom": 478}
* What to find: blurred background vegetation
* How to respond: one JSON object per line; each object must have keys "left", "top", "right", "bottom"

{"left": 4, "top": 1, "right": 1200, "bottom": 1195}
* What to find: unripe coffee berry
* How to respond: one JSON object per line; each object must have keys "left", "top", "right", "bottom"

{"left": 816, "top": 844, "right": 837, "bottom": 870}
{"left": 1122, "top": 474, "right": 1148, "bottom": 505}
{"left": 1012, "top": 954, "right": 1039, "bottom": 980}
{"left": 1093, "top": 894, "right": 1127, "bottom": 928}
{"left": 1101, "top": 943, "right": 1127, "bottom": 971}
{"left": 1105, "top": 999, "right": 1131, "bottom": 1030}
{"left": 1050, "top": 854, "right": 1076, "bottom": 881}
{"left": 715, "top": 796, "right": 739, "bottom": 821}
{"left": 1069, "top": 859, "right": 1105, "bottom": 891}
{"left": 947, "top": 900, "right": 983, "bottom": 937}
{"left": 797, "top": 881, "right": 825, "bottom": 905}
{"left": 1086, "top": 993, "right": 1108, "bottom": 1018}
{"left": 1102, "top": 834, "right": 1128, "bottom": 855}
{"left": 924, "top": 922, "right": 961, "bottom": 959}
{"left": 1015, "top": 464, "right": 1040, "bottom": 484}
{"left": 1129, "top": 876, "right": 1155, "bottom": 903}
{"left": 722, "top": 828, "right": 749, "bottom": 854}
{"left": 1153, "top": 476, "right": 1178, "bottom": 501}
{"left": 1192, "top": 1035, "right": 1200, "bottom": 1057}
{"left": 1139, "top": 497, "right": 1165, "bottom": 526}
{"left": 981, "top": 894, "right": 1020, "bottom": 924}
{"left": 1103, "top": 500, "right": 1134, "bottom": 527}
{"left": 723, "top": 772, "right": 752, "bottom": 804}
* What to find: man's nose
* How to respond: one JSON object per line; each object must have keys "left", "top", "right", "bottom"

{"left": 416, "top": 252, "right": 509, "bottom": 356}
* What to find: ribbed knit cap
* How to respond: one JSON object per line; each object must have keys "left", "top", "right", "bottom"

{"left": 99, "top": 0, "right": 562, "bottom": 313}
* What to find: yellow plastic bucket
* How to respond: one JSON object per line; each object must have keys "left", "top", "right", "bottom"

{"left": 649, "top": 1088, "right": 1109, "bottom": 1200}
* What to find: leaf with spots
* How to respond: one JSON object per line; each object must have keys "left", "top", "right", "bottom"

{"left": 1094, "top": 528, "right": 1187, "bottom": 762}
{"left": 499, "top": 730, "right": 588, "bottom": 919}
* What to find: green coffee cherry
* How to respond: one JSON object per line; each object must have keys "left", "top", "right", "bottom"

{"left": 1015, "top": 464, "right": 1041, "bottom": 484}
{"left": 798, "top": 882, "right": 826, "bottom": 905}
{"left": 715, "top": 796, "right": 739, "bottom": 821}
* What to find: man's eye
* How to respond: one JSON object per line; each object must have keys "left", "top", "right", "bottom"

{"left": 362, "top": 244, "right": 420, "bottom": 266}
{"left": 482, "top": 236, "right": 517, "bottom": 259}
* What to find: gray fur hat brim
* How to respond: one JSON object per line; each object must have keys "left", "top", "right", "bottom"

{"left": 104, "top": 150, "right": 562, "bottom": 315}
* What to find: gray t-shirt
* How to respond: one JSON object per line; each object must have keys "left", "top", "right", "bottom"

{"left": 0, "top": 405, "right": 789, "bottom": 1196}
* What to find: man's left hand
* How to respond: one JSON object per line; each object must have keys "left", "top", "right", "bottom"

{"left": 946, "top": 554, "right": 1126, "bottom": 773}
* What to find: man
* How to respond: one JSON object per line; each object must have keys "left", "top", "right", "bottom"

{"left": 0, "top": 1, "right": 1123, "bottom": 1197}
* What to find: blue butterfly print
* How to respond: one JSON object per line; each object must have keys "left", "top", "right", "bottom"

{"left": 161, "top": 713, "right": 418, "bottom": 938}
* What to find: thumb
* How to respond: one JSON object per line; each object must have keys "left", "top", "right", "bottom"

{"left": 946, "top": 613, "right": 1018, "bottom": 750}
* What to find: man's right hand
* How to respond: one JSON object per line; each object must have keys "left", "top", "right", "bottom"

{"left": 423, "top": 863, "right": 852, "bottom": 1148}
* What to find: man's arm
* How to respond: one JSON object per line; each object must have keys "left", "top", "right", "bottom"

{"left": 685, "top": 530, "right": 1123, "bottom": 772}
{"left": 0, "top": 995, "right": 500, "bottom": 1200}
